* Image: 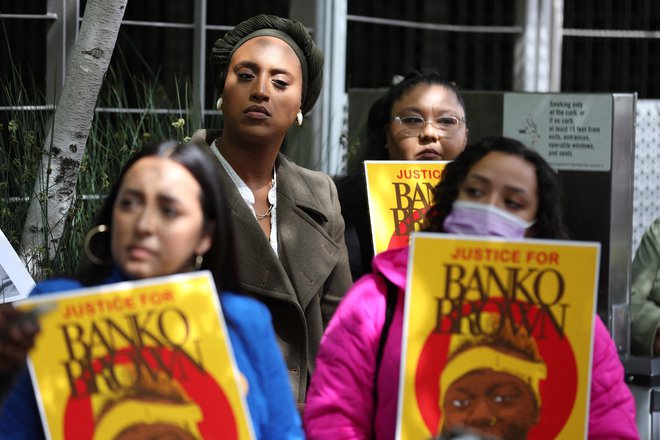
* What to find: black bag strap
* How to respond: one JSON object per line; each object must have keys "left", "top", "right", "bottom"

{"left": 372, "top": 275, "right": 399, "bottom": 438}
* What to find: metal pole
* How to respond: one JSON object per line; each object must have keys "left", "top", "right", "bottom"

{"left": 514, "top": 0, "right": 539, "bottom": 91}
{"left": 549, "top": 0, "right": 565, "bottom": 91}
{"left": 192, "top": 0, "right": 206, "bottom": 129}
{"left": 319, "top": 0, "right": 347, "bottom": 175}
{"left": 46, "top": 0, "right": 78, "bottom": 104}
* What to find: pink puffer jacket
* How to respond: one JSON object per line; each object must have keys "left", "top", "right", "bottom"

{"left": 304, "top": 247, "right": 639, "bottom": 439}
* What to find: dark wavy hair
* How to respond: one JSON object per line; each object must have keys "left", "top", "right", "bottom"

{"left": 77, "top": 141, "right": 241, "bottom": 292}
{"left": 425, "top": 137, "right": 568, "bottom": 239}
{"left": 350, "top": 69, "right": 466, "bottom": 174}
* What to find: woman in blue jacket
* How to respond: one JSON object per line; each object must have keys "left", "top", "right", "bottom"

{"left": 0, "top": 141, "right": 303, "bottom": 439}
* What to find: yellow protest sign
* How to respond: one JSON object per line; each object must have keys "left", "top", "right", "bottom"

{"left": 365, "top": 160, "right": 448, "bottom": 255}
{"left": 397, "top": 233, "right": 599, "bottom": 440}
{"left": 17, "top": 271, "right": 254, "bottom": 440}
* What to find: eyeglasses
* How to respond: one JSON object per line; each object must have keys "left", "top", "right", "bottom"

{"left": 391, "top": 115, "right": 466, "bottom": 137}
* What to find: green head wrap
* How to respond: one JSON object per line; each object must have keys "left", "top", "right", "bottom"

{"left": 209, "top": 14, "right": 324, "bottom": 115}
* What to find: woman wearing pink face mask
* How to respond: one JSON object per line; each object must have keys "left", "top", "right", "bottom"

{"left": 303, "top": 137, "right": 638, "bottom": 439}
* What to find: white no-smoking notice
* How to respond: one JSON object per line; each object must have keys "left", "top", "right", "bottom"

{"left": 503, "top": 93, "right": 613, "bottom": 171}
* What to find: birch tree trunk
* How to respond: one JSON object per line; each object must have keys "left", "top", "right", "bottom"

{"left": 19, "top": 0, "right": 128, "bottom": 278}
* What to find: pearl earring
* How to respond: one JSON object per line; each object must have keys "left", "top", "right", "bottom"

{"left": 296, "top": 111, "right": 303, "bottom": 126}
{"left": 216, "top": 97, "right": 223, "bottom": 111}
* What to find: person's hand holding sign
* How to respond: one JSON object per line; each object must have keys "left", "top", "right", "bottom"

{"left": 0, "top": 304, "right": 41, "bottom": 398}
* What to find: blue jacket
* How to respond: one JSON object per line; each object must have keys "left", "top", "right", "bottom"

{"left": 0, "top": 271, "right": 303, "bottom": 439}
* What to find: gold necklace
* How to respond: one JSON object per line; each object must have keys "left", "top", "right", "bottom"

{"left": 216, "top": 138, "right": 275, "bottom": 222}
{"left": 255, "top": 204, "right": 273, "bottom": 220}
{"left": 255, "top": 177, "right": 275, "bottom": 221}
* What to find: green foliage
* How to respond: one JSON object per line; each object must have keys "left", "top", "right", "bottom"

{"left": 0, "top": 72, "right": 50, "bottom": 269}
{"left": 0, "top": 66, "right": 194, "bottom": 281}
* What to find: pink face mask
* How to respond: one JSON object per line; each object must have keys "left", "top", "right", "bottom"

{"left": 443, "top": 200, "right": 535, "bottom": 239}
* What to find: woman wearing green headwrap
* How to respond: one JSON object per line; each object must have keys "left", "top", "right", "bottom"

{"left": 193, "top": 14, "right": 352, "bottom": 404}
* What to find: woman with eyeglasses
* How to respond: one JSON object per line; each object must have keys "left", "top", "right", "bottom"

{"left": 337, "top": 69, "right": 469, "bottom": 281}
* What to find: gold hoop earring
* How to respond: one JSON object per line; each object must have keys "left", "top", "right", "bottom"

{"left": 194, "top": 255, "right": 204, "bottom": 271}
{"left": 84, "top": 225, "right": 112, "bottom": 266}
{"left": 216, "top": 97, "right": 223, "bottom": 111}
{"left": 296, "top": 111, "right": 303, "bottom": 126}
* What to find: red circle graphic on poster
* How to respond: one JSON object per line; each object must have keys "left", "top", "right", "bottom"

{"left": 414, "top": 298, "right": 578, "bottom": 439}
{"left": 388, "top": 207, "right": 429, "bottom": 250}
{"left": 62, "top": 346, "right": 239, "bottom": 439}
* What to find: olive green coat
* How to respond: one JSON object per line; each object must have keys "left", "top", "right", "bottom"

{"left": 194, "top": 130, "right": 353, "bottom": 402}
{"left": 631, "top": 217, "right": 660, "bottom": 355}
